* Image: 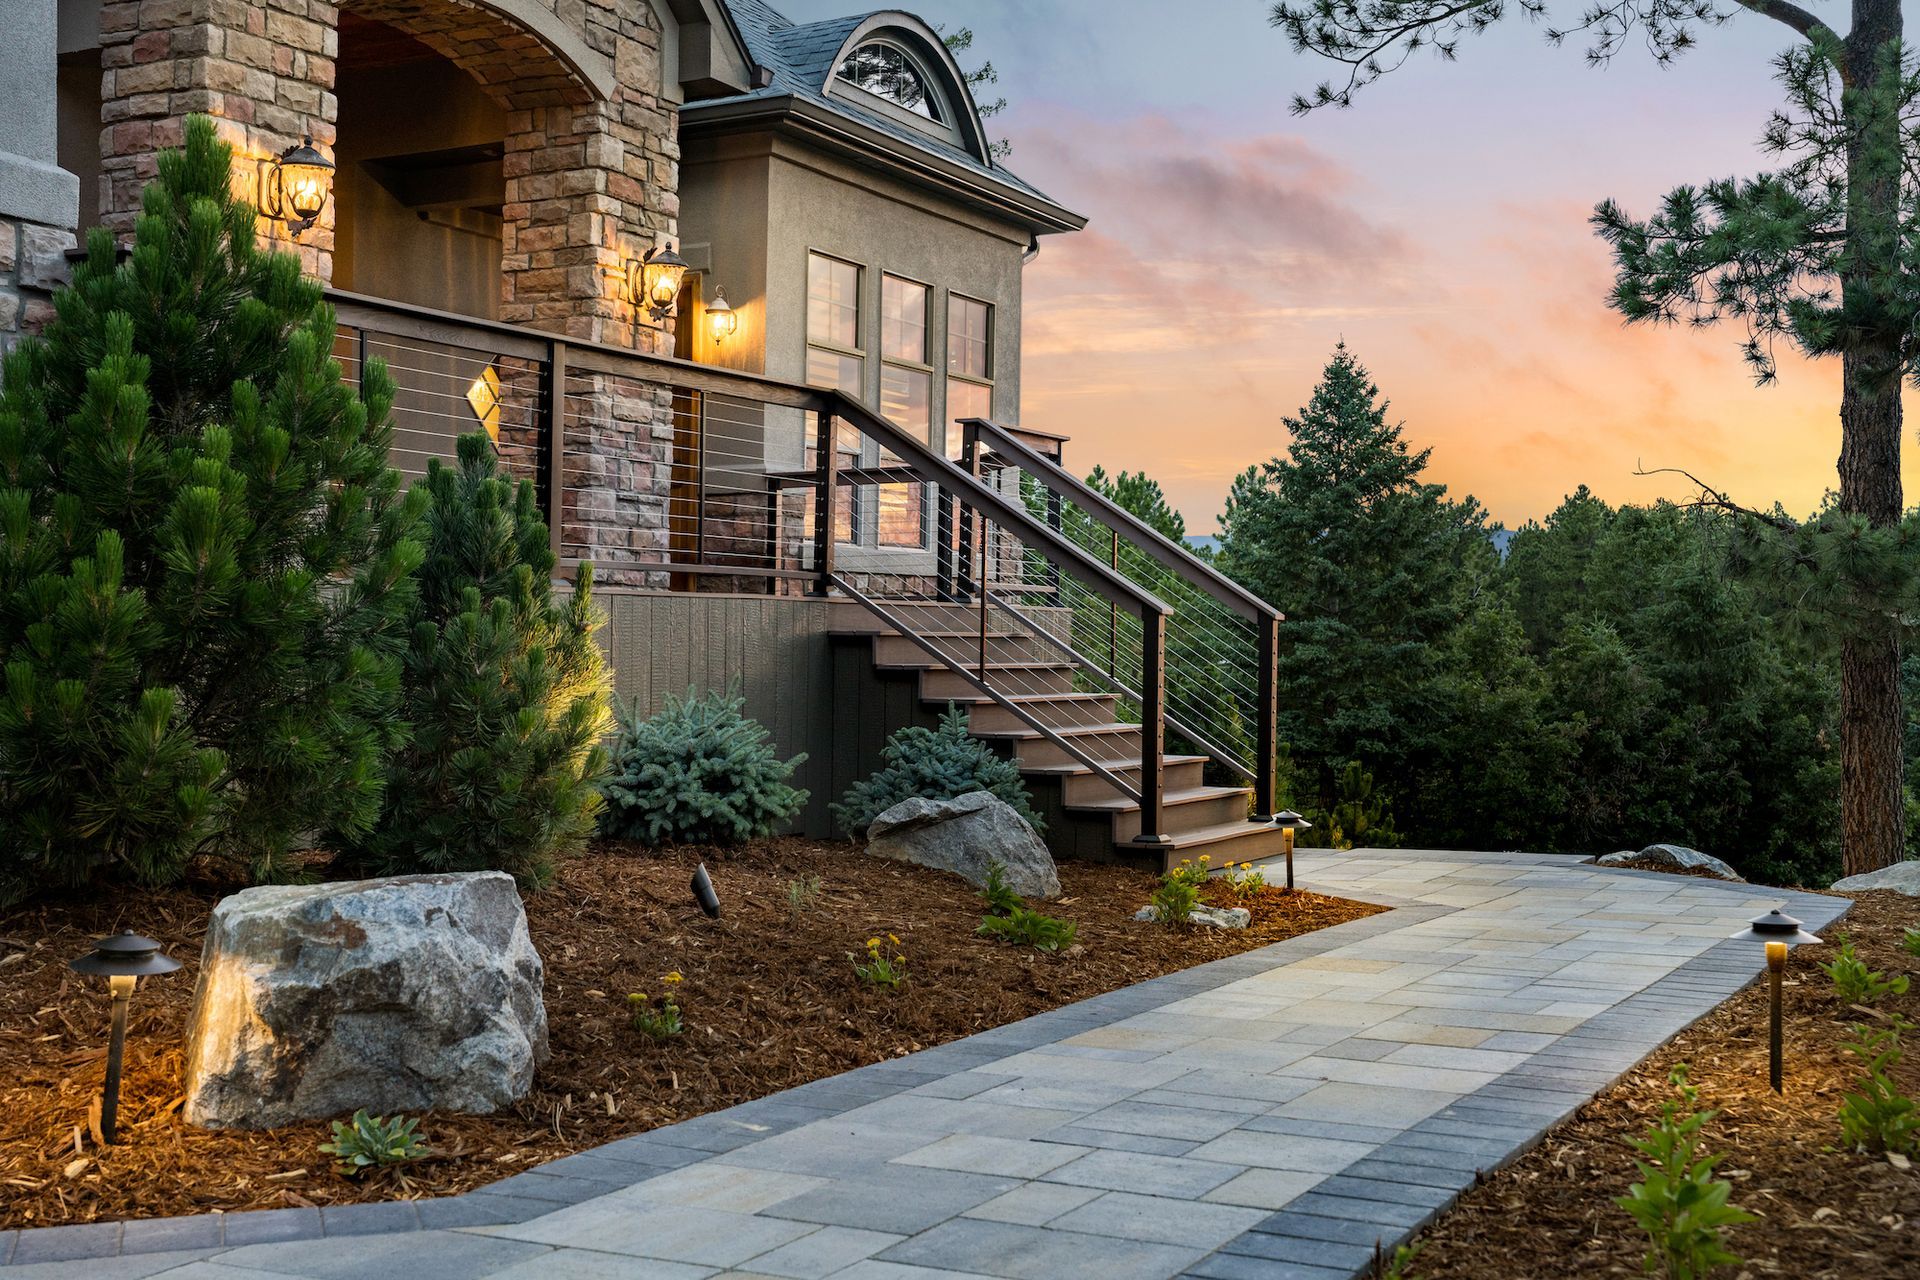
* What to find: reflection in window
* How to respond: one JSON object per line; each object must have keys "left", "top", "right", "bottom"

{"left": 948, "top": 294, "right": 991, "bottom": 379}
{"left": 947, "top": 376, "right": 991, "bottom": 457}
{"left": 882, "top": 275, "right": 929, "bottom": 363}
{"left": 807, "top": 253, "right": 861, "bottom": 352}
{"left": 835, "top": 41, "right": 942, "bottom": 121}
{"left": 878, "top": 484, "right": 924, "bottom": 547}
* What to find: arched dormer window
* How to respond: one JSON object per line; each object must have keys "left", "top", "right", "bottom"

{"left": 835, "top": 39, "right": 942, "bottom": 122}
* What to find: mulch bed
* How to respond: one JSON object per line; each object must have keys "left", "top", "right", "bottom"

{"left": 0, "top": 839, "right": 1380, "bottom": 1231}
{"left": 1405, "top": 889, "right": 1920, "bottom": 1280}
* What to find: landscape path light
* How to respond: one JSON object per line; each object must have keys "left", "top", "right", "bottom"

{"left": 70, "top": 930, "right": 180, "bottom": 1143}
{"left": 1729, "top": 907, "right": 1822, "bottom": 1094}
{"left": 1272, "top": 810, "right": 1312, "bottom": 891}
{"left": 264, "top": 136, "right": 334, "bottom": 238}
{"left": 691, "top": 863, "right": 721, "bottom": 918}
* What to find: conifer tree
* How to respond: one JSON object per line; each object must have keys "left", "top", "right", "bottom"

{"left": 1270, "top": 0, "right": 1920, "bottom": 873}
{"left": 1085, "top": 465, "right": 1188, "bottom": 542}
{"left": 355, "top": 435, "right": 612, "bottom": 887}
{"left": 1217, "top": 344, "right": 1486, "bottom": 810}
{"left": 0, "top": 115, "right": 424, "bottom": 903}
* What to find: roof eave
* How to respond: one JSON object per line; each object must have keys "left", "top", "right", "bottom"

{"left": 680, "top": 94, "right": 1088, "bottom": 236}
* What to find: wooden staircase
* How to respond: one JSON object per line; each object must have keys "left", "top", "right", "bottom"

{"left": 834, "top": 606, "right": 1286, "bottom": 873}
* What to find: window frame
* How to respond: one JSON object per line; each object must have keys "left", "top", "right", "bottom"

{"left": 945, "top": 291, "right": 995, "bottom": 457}
{"left": 877, "top": 272, "right": 934, "bottom": 548}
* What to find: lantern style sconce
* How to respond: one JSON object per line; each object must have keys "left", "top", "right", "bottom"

{"left": 706, "top": 287, "right": 738, "bottom": 344}
{"left": 70, "top": 931, "right": 180, "bottom": 1143}
{"left": 263, "top": 136, "right": 335, "bottom": 238}
{"left": 1729, "top": 908, "right": 1822, "bottom": 1094}
{"left": 629, "top": 243, "right": 689, "bottom": 322}
{"left": 1272, "top": 810, "right": 1312, "bottom": 891}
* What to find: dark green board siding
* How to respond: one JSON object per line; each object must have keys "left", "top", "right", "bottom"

{"left": 598, "top": 591, "right": 841, "bottom": 836}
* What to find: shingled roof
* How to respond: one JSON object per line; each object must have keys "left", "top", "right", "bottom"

{"left": 686, "top": 1, "right": 1083, "bottom": 232}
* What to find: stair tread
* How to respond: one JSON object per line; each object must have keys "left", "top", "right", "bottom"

{"left": 1020, "top": 754, "right": 1208, "bottom": 776}
{"left": 879, "top": 660, "right": 1075, "bottom": 673}
{"left": 943, "top": 691, "right": 1113, "bottom": 705}
{"left": 1068, "top": 784, "right": 1249, "bottom": 814}
{"left": 1124, "top": 818, "right": 1284, "bottom": 853}
{"left": 972, "top": 721, "right": 1140, "bottom": 739}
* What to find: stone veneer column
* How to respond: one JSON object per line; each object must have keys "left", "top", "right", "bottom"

{"left": 0, "top": 0, "right": 82, "bottom": 352}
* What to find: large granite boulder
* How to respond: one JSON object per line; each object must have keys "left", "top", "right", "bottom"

{"left": 866, "top": 791, "right": 1060, "bottom": 899}
{"left": 1596, "top": 843, "right": 1744, "bottom": 882}
{"left": 1833, "top": 860, "right": 1920, "bottom": 896}
{"left": 183, "top": 872, "right": 547, "bottom": 1130}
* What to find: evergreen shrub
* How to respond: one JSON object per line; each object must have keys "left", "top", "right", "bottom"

{"left": 600, "top": 686, "right": 807, "bottom": 846}
{"left": 0, "top": 115, "right": 425, "bottom": 903}
{"left": 832, "top": 704, "right": 1040, "bottom": 837}
{"left": 353, "top": 434, "right": 612, "bottom": 886}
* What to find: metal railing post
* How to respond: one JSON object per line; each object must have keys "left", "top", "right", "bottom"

{"left": 1254, "top": 612, "right": 1279, "bottom": 822}
{"left": 1135, "top": 607, "right": 1170, "bottom": 848}
{"left": 811, "top": 408, "right": 837, "bottom": 596}
{"left": 692, "top": 390, "right": 709, "bottom": 568}
{"left": 955, "top": 421, "right": 981, "bottom": 602}
{"left": 544, "top": 340, "right": 567, "bottom": 562}
{"left": 1108, "top": 528, "right": 1120, "bottom": 678}
{"left": 977, "top": 518, "right": 991, "bottom": 683}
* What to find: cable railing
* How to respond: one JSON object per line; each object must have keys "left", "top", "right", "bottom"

{"left": 323, "top": 288, "right": 1281, "bottom": 842}
{"left": 965, "top": 419, "right": 1282, "bottom": 819}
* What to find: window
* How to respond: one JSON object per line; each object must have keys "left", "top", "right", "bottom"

{"left": 879, "top": 275, "right": 931, "bottom": 546}
{"left": 947, "top": 294, "right": 993, "bottom": 457}
{"left": 835, "top": 41, "right": 941, "bottom": 121}
{"left": 806, "top": 252, "right": 863, "bottom": 542}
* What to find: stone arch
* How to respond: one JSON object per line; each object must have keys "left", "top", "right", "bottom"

{"left": 336, "top": 0, "right": 616, "bottom": 108}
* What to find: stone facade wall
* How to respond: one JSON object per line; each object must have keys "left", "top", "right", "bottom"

{"left": 561, "top": 368, "right": 671, "bottom": 587}
{"left": 0, "top": 216, "right": 77, "bottom": 356}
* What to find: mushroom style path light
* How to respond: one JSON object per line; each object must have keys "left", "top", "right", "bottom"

{"left": 1271, "top": 810, "right": 1312, "bottom": 891}
{"left": 1729, "top": 908, "right": 1822, "bottom": 1094}
{"left": 70, "top": 931, "right": 180, "bottom": 1143}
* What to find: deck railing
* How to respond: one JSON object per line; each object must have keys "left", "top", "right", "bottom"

{"left": 325, "top": 289, "right": 1281, "bottom": 839}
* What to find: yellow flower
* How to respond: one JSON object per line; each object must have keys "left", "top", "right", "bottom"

{"left": 629, "top": 992, "right": 647, "bottom": 1002}
{"left": 867, "top": 937, "right": 880, "bottom": 949}
{"left": 887, "top": 934, "right": 901, "bottom": 946}
{"left": 663, "top": 971, "right": 683, "bottom": 984}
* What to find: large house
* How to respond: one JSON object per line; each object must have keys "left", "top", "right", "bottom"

{"left": 0, "top": 0, "right": 1289, "bottom": 869}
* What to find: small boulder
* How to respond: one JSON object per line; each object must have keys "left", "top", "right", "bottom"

{"left": 1596, "top": 844, "right": 1744, "bottom": 882}
{"left": 1832, "top": 860, "right": 1920, "bottom": 896}
{"left": 866, "top": 791, "right": 1060, "bottom": 899}
{"left": 183, "top": 872, "right": 547, "bottom": 1130}
{"left": 1134, "top": 904, "right": 1251, "bottom": 929}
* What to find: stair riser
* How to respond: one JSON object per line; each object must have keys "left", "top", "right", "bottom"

{"left": 919, "top": 666, "right": 1077, "bottom": 700}
{"left": 1001, "top": 730, "right": 1141, "bottom": 769}
{"left": 1108, "top": 792, "right": 1251, "bottom": 841}
{"left": 873, "top": 634, "right": 1057, "bottom": 666}
{"left": 964, "top": 697, "right": 1119, "bottom": 735}
{"left": 1061, "top": 759, "right": 1207, "bottom": 806}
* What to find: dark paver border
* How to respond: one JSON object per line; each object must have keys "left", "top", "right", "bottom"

{"left": 1185, "top": 884, "right": 1852, "bottom": 1280}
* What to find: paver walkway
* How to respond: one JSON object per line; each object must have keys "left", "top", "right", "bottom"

{"left": 0, "top": 849, "right": 1848, "bottom": 1280}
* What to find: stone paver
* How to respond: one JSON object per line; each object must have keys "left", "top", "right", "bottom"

{"left": 5, "top": 849, "right": 1847, "bottom": 1280}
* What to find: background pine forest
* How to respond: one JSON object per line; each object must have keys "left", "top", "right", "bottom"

{"left": 1114, "top": 346, "right": 1852, "bottom": 887}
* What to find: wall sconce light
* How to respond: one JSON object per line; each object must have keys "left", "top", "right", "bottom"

{"left": 1729, "top": 908, "right": 1822, "bottom": 1094}
{"left": 706, "top": 288, "right": 738, "bottom": 344}
{"left": 70, "top": 931, "right": 180, "bottom": 1143}
{"left": 263, "top": 136, "right": 335, "bottom": 238}
{"left": 1272, "top": 810, "right": 1312, "bottom": 891}
{"left": 629, "top": 243, "right": 689, "bottom": 322}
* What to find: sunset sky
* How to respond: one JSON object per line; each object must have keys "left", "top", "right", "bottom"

{"left": 781, "top": 0, "right": 1918, "bottom": 532}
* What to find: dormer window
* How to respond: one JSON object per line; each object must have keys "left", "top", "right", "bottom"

{"left": 835, "top": 41, "right": 942, "bottom": 122}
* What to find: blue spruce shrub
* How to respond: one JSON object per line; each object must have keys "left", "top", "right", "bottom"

{"left": 832, "top": 705, "right": 1042, "bottom": 837}
{"left": 600, "top": 687, "right": 808, "bottom": 846}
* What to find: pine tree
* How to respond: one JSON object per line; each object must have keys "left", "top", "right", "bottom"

{"left": 356, "top": 434, "right": 612, "bottom": 886}
{"left": 1217, "top": 344, "right": 1485, "bottom": 812}
{"left": 1085, "top": 465, "right": 1187, "bottom": 542}
{"left": 0, "top": 115, "right": 424, "bottom": 903}
{"left": 1270, "top": 0, "right": 1919, "bottom": 874}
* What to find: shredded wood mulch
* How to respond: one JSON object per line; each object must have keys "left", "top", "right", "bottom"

{"left": 1406, "top": 889, "right": 1920, "bottom": 1280}
{"left": 0, "top": 839, "right": 1380, "bottom": 1230}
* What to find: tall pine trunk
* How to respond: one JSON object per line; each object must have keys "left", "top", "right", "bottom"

{"left": 1838, "top": 0, "right": 1906, "bottom": 876}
